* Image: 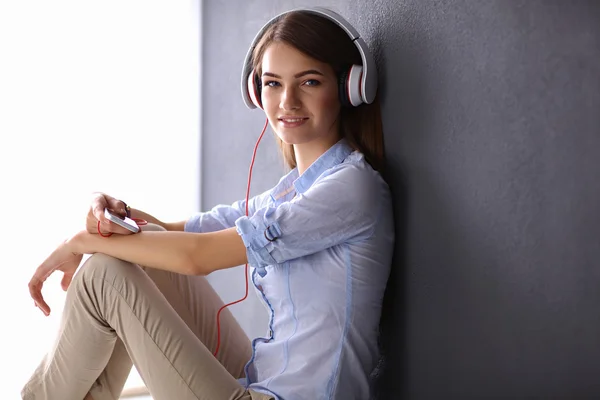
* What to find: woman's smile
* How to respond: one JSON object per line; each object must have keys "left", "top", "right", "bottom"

{"left": 278, "top": 116, "right": 309, "bottom": 128}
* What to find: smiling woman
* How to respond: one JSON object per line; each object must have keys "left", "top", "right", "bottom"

{"left": 0, "top": 1, "right": 199, "bottom": 398}
{"left": 9, "top": 6, "right": 392, "bottom": 400}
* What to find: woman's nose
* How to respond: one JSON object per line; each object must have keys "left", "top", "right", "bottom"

{"left": 280, "top": 87, "right": 300, "bottom": 110}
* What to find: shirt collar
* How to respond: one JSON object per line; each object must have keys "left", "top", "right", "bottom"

{"left": 269, "top": 138, "right": 353, "bottom": 203}
{"left": 294, "top": 138, "right": 353, "bottom": 194}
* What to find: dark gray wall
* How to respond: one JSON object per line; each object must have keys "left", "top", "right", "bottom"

{"left": 201, "top": 1, "right": 600, "bottom": 398}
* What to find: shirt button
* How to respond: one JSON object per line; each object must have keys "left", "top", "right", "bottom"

{"left": 257, "top": 285, "right": 263, "bottom": 291}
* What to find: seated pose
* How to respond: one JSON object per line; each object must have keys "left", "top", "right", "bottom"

{"left": 23, "top": 7, "right": 394, "bottom": 400}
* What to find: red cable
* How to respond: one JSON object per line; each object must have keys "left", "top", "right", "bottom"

{"left": 213, "top": 117, "right": 269, "bottom": 358}
{"left": 94, "top": 119, "right": 269, "bottom": 359}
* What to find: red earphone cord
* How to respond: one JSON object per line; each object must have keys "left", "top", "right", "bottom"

{"left": 213, "top": 117, "right": 269, "bottom": 357}
{"left": 96, "top": 118, "right": 269, "bottom": 358}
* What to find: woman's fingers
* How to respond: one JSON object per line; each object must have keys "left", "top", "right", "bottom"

{"left": 60, "top": 254, "right": 82, "bottom": 291}
{"left": 60, "top": 270, "right": 73, "bottom": 291}
{"left": 27, "top": 232, "right": 86, "bottom": 317}
{"left": 28, "top": 276, "right": 50, "bottom": 316}
{"left": 28, "top": 241, "right": 81, "bottom": 316}
{"left": 107, "top": 197, "right": 127, "bottom": 218}
{"left": 89, "top": 193, "right": 132, "bottom": 235}
{"left": 91, "top": 194, "right": 109, "bottom": 223}
{"left": 29, "top": 260, "right": 54, "bottom": 315}
{"left": 98, "top": 219, "right": 134, "bottom": 235}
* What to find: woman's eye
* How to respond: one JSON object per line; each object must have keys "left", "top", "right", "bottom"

{"left": 304, "top": 79, "right": 320, "bottom": 86}
{"left": 263, "top": 81, "right": 280, "bottom": 88}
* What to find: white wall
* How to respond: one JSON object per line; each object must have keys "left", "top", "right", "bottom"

{"left": 0, "top": 1, "right": 200, "bottom": 397}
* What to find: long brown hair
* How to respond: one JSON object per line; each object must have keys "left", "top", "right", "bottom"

{"left": 251, "top": 10, "right": 385, "bottom": 174}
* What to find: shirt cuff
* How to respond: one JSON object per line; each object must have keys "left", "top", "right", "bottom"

{"left": 235, "top": 213, "right": 281, "bottom": 268}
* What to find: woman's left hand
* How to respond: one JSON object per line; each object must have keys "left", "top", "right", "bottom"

{"left": 28, "top": 233, "right": 84, "bottom": 316}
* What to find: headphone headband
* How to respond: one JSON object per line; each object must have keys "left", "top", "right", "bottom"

{"left": 240, "top": 7, "right": 377, "bottom": 109}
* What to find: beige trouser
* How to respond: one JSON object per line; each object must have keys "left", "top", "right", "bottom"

{"left": 22, "top": 224, "right": 273, "bottom": 400}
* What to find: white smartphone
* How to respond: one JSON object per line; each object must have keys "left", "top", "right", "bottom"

{"left": 104, "top": 208, "right": 140, "bottom": 233}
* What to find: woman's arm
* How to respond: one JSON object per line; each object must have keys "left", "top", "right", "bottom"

{"left": 70, "top": 227, "right": 248, "bottom": 276}
{"left": 128, "top": 207, "right": 186, "bottom": 232}
{"left": 89, "top": 193, "right": 187, "bottom": 234}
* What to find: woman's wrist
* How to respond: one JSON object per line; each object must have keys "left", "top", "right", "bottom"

{"left": 67, "top": 230, "right": 91, "bottom": 255}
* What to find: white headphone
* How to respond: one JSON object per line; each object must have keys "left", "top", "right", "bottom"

{"left": 240, "top": 7, "right": 378, "bottom": 110}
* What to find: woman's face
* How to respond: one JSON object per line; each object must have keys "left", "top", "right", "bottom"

{"left": 260, "top": 42, "right": 341, "bottom": 148}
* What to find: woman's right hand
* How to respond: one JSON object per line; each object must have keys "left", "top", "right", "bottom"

{"left": 86, "top": 192, "right": 135, "bottom": 235}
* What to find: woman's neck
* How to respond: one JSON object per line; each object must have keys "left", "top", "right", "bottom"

{"left": 294, "top": 135, "right": 341, "bottom": 176}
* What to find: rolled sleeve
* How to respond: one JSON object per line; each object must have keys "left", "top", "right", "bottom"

{"left": 184, "top": 189, "right": 271, "bottom": 233}
{"left": 235, "top": 164, "right": 384, "bottom": 269}
{"left": 235, "top": 209, "right": 281, "bottom": 268}
{"left": 185, "top": 203, "right": 244, "bottom": 233}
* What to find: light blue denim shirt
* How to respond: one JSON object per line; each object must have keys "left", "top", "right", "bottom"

{"left": 185, "top": 139, "right": 394, "bottom": 400}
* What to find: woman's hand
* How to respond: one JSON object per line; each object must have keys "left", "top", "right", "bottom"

{"left": 86, "top": 192, "right": 134, "bottom": 236}
{"left": 28, "top": 233, "right": 85, "bottom": 316}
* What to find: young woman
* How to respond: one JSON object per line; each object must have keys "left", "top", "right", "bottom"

{"left": 23, "top": 8, "right": 394, "bottom": 400}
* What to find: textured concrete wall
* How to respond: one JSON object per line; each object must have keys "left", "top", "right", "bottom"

{"left": 201, "top": 1, "right": 600, "bottom": 398}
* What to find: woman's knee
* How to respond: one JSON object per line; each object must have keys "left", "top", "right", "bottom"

{"left": 71, "top": 225, "right": 167, "bottom": 294}
{"left": 73, "top": 224, "right": 164, "bottom": 286}
{"left": 72, "top": 253, "right": 138, "bottom": 291}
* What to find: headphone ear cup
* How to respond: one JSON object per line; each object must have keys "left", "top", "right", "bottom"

{"left": 254, "top": 74, "right": 263, "bottom": 108}
{"left": 338, "top": 68, "right": 352, "bottom": 108}
{"left": 247, "top": 69, "right": 263, "bottom": 109}
{"left": 338, "top": 64, "right": 364, "bottom": 107}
